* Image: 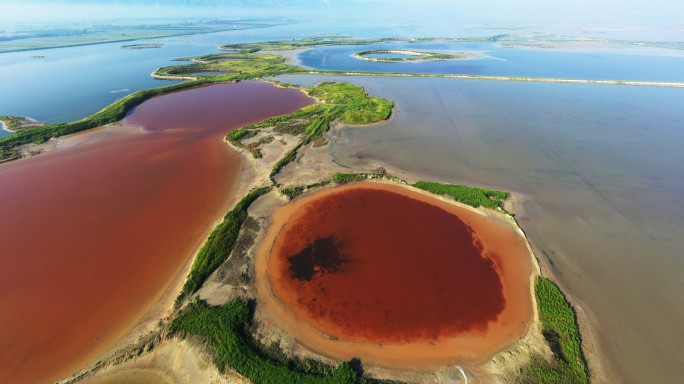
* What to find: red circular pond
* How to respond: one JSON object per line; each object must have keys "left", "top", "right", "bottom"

{"left": 269, "top": 186, "right": 506, "bottom": 343}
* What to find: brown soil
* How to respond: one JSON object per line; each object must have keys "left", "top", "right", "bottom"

{"left": 81, "top": 338, "right": 248, "bottom": 384}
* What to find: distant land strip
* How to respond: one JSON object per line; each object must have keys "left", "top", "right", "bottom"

{"left": 308, "top": 71, "right": 684, "bottom": 88}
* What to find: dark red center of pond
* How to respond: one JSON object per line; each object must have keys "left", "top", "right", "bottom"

{"left": 271, "top": 187, "right": 506, "bottom": 343}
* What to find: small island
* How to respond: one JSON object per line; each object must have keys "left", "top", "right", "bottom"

{"left": 353, "top": 49, "right": 471, "bottom": 62}
{"left": 121, "top": 43, "right": 164, "bottom": 49}
{"left": 0, "top": 115, "right": 44, "bottom": 133}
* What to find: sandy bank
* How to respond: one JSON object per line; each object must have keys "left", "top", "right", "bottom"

{"left": 0, "top": 121, "right": 10, "bottom": 133}
{"left": 81, "top": 338, "right": 247, "bottom": 384}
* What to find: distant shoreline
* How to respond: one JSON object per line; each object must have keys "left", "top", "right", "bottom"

{"left": 0, "top": 22, "right": 283, "bottom": 55}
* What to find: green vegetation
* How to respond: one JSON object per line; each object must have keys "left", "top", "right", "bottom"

{"left": 279, "top": 180, "right": 332, "bottom": 200}
{"left": 280, "top": 172, "right": 402, "bottom": 200}
{"left": 178, "top": 187, "right": 271, "bottom": 301}
{"left": 220, "top": 37, "right": 403, "bottom": 52}
{"left": 171, "top": 299, "right": 398, "bottom": 384}
{"left": 170, "top": 300, "right": 358, "bottom": 384}
{"left": 221, "top": 81, "right": 392, "bottom": 179}
{"left": 218, "top": 35, "right": 508, "bottom": 53}
{"left": 412, "top": 180, "right": 508, "bottom": 209}
{"left": 354, "top": 49, "right": 462, "bottom": 62}
{"left": 333, "top": 173, "right": 374, "bottom": 184}
{"left": 267, "top": 82, "right": 393, "bottom": 180}
{"left": 121, "top": 44, "right": 163, "bottom": 49}
{"left": 226, "top": 128, "right": 258, "bottom": 143}
{"left": 0, "top": 116, "right": 25, "bottom": 131}
{"left": 155, "top": 52, "right": 303, "bottom": 81}
{"left": 517, "top": 277, "right": 589, "bottom": 383}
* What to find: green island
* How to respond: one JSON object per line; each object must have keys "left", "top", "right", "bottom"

{"left": 353, "top": 49, "right": 464, "bottom": 62}
{"left": 0, "top": 115, "right": 47, "bottom": 131}
{"left": 2, "top": 36, "right": 590, "bottom": 384}
{"left": 121, "top": 43, "right": 164, "bottom": 49}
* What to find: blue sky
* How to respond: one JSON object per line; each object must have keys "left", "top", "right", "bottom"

{"left": 1, "top": 0, "right": 683, "bottom": 27}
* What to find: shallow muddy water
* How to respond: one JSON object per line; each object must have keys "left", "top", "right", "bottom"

{"left": 278, "top": 74, "right": 684, "bottom": 383}
{"left": 0, "top": 81, "right": 312, "bottom": 384}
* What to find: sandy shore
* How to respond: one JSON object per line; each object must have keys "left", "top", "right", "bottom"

{"left": 260, "top": 48, "right": 308, "bottom": 67}
{"left": 81, "top": 338, "right": 247, "bottom": 384}
{"left": 0, "top": 121, "right": 11, "bottom": 133}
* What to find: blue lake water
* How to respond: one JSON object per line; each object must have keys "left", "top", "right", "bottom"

{"left": 0, "top": 31, "right": 322, "bottom": 138}
{"left": 297, "top": 41, "right": 684, "bottom": 82}
{"left": 0, "top": 41, "right": 208, "bottom": 127}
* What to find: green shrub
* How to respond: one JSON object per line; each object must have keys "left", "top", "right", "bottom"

{"left": 170, "top": 300, "right": 359, "bottom": 384}
{"left": 412, "top": 181, "right": 508, "bottom": 209}
{"left": 178, "top": 187, "right": 270, "bottom": 301}
{"left": 517, "top": 277, "right": 589, "bottom": 383}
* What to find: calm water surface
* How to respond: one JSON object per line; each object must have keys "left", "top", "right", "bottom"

{"left": 0, "top": 30, "right": 317, "bottom": 136}
{"left": 298, "top": 42, "right": 684, "bottom": 82}
{"left": 0, "top": 81, "right": 312, "bottom": 384}
{"left": 0, "top": 40, "right": 212, "bottom": 126}
{"left": 279, "top": 74, "right": 684, "bottom": 383}
{"left": 272, "top": 187, "right": 505, "bottom": 342}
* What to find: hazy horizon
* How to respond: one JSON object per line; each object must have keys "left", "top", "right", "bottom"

{"left": 2, "top": 0, "right": 684, "bottom": 31}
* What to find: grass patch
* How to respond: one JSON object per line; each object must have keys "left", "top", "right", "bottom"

{"left": 517, "top": 277, "right": 589, "bottom": 383}
{"left": 333, "top": 173, "right": 370, "bottom": 184}
{"left": 218, "top": 35, "right": 507, "bottom": 54}
{"left": 279, "top": 180, "right": 332, "bottom": 200}
{"left": 412, "top": 180, "right": 508, "bottom": 209}
{"left": 178, "top": 187, "right": 270, "bottom": 302}
{"left": 226, "top": 128, "right": 258, "bottom": 143}
{"left": 156, "top": 52, "right": 303, "bottom": 81}
{"left": 354, "top": 49, "right": 462, "bottom": 62}
{"left": 170, "top": 300, "right": 359, "bottom": 384}
{"left": 0, "top": 116, "right": 28, "bottom": 131}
